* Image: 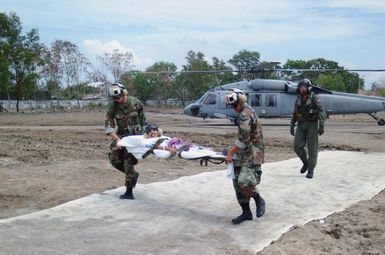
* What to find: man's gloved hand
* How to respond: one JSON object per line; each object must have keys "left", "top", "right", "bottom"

{"left": 290, "top": 119, "right": 295, "bottom": 136}
{"left": 318, "top": 124, "right": 324, "bottom": 135}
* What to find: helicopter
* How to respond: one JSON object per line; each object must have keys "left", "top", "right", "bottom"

{"left": 183, "top": 72, "right": 385, "bottom": 126}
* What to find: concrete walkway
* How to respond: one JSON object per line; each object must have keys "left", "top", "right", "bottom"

{"left": 1, "top": 151, "right": 384, "bottom": 255}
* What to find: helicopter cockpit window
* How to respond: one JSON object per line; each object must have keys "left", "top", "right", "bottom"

{"left": 203, "top": 93, "right": 216, "bottom": 105}
{"left": 265, "top": 94, "right": 277, "bottom": 107}
{"left": 251, "top": 94, "right": 261, "bottom": 107}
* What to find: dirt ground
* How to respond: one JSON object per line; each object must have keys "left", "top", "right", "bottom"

{"left": 0, "top": 109, "right": 384, "bottom": 254}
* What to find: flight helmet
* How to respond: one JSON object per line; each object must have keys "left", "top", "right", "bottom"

{"left": 297, "top": 79, "right": 312, "bottom": 88}
{"left": 226, "top": 88, "right": 247, "bottom": 107}
{"left": 107, "top": 83, "right": 127, "bottom": 99}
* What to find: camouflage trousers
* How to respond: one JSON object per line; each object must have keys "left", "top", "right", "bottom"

{"left": 294, "top": 120, "right": 319, "bottom": 171}
{"left": 109, "top": 140, "right": 139, "bottom": 189}
{"left": 233, "top": 165, "right": 262, "bottom": 204}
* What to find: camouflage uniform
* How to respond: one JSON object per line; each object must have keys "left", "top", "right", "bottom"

{"left": 105, "top": 96, "right": 147, "bottom": 189}
{"left": 233, "top": 104, "right": 265, "bottom": 204}
{"left": 291, "top": 91, "right": 326, "bottom": 176}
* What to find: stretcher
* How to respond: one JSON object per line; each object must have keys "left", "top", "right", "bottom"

{"left": 117, "top": 135, "right": 227, "bottom": 166}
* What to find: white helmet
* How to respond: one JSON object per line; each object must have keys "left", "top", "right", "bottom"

{"left": 107, "top": 83, "right": 126, "bottom": 99}
{"left": 226, "top": 88, "right": 247, "bottom": 106}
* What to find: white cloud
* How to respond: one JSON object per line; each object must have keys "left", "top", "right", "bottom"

{"left": 82, "top": 39, "right": 155, "bottom": 70}
{"left": 83, "top": 39, "right": 131, "bottom": 54}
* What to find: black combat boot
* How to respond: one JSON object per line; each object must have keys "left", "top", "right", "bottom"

{"left": 300, "top": 161, "right": 308, "bottom": 174}
{"left": 254, "top": 193, "right": 266, "bottom": 218}
{"left": 232, "top": 203, "right": 253, "bottom": 225}
{"left": 306, "top": 168, "right": 314, "bottom": 179}
{"left": 119, "top": 187, "right": 134, "bottom": 199}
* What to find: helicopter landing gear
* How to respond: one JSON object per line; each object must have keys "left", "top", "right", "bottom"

{"left": 368, "top": 113, "right": 385, "bottom": 126}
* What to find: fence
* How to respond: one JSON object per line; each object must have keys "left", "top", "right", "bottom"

{"left": 0, "top": 99, "right": 109, "bottom": 112}
{"left": 0, "top": 98, "right": 191, "bottom": 112}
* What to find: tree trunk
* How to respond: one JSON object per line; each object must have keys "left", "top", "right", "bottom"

{"left": 16, "top": 99, "right": 20, "bottom": 113}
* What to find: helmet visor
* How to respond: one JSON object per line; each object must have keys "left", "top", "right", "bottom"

{"left": 108, "top": 86, "right": 122, "bottom": 99}
{"left": 226, "top": 93, "right": 238, "bottom": 106}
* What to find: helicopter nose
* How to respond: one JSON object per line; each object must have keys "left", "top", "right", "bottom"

{"left": 184, "top": 105, "right": 200, "bottom": 116}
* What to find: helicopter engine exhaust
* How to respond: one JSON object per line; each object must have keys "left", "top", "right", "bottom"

{"left": 247, "top": 79, "right": 297, "bottom": 93}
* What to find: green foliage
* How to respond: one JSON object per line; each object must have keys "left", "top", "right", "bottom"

{"left": 0, "top": 12, "right": 45, "bottom": 112}
{"left": 122, "top": 72, "right": 157, "bottom": 102}
{"left": 228, "top": 49, "right": 260, "bottom": 71}
{"left": 211, "top": 57, "right": 237, "bottom": 85}
{"left": 283, "top": 58, "right": 363, "bottom": 93}
{"left": 378, "top": 88, "right": 385, "bottom": 97}
{"left": 228, "top": 49, "right": 260, "bottom": 80}
{"left": 179, "top": 50, "right": 216, "bottom": 100}
{"left": 315, "top": 74, "right": 345, "bottom": 91}
{"left": 340, "top": 72, "right": 363, "bottom": 93}
{"left": 60, "top": 83, "right": 97, "bottom": 100}
{"left": 45, "top": 80, "right": 61, "bottom": 97}
{"left": 146, "top": 61, "right": 177, "bottom": 102}
{"left": 284, "top": 59, "right": 308, "bottom": 69}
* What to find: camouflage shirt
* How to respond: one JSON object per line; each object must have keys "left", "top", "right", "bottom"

{"left": 293, "top": 91, "right": 326, "bottom": 125}
{"left": 234, "top": 104, "right": 265, "bottom": 166}
{"left": 105, "top": 96, "right": 147, "bottom": 136}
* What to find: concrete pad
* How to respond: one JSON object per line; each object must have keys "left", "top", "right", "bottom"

{"left": 1, "top": 151, "right": 384, "bottom": 255}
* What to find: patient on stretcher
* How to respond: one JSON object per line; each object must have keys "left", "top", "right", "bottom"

{"left": 117, "top": 124, "right": 224, "bottom": 164}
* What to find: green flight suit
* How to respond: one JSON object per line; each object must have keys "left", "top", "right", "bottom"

{"left": 291, "top": 91, "right": 326, "bottom": 172}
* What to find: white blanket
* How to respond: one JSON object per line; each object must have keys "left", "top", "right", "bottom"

{"left": 117, "top": 135, "right": 226, "bottom": 162}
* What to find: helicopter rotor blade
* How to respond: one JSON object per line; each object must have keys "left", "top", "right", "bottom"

{"left": 125, "top": 68, "right": 385, "bottom": 75}
{"left": 277, "top": 68, "right": 385, "bottom": 72}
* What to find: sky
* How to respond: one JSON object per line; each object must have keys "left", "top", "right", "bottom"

{"left": 2, "top": 0, "right": 385, "bottom": 86}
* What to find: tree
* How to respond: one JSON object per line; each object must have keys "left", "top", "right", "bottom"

{"left": 283, "top": 58, "right": 340, "bottom": 81}
{"left": 43, "top": 40, "right": 91, "bottom": 103}
{"left": 282, "top": 58, "right": 363, "bottom": 93}
{"left": 145, "top": 61, "right": 177, "bottom": 104}
{"left": 178, "top": 50, "right": 214, "bottom": 100}
{"left": 340, "top": 71, "right": 363, "bottom": 93}
{"left": 0, "top": 13, "right": 12, "bottom": 100}
{"left": 0, "top": 12, "right": 45, "bottom": 112}
{"left": 40, "top": 45, "right": 61, "bottom": 96}
{"left": 228, "top": 49, "right": 260, "bottom": 79}
{"left": 211, "top": 57, "right": 236, "bottom": 85}
{"left": 98, "top": 48, "right": 133, "bottom": 82}
{"left": 122, "top": 72, "right": 156, "bottom": 103}
{"left": 315, "top": 74, "right": 345, "bottom": 91}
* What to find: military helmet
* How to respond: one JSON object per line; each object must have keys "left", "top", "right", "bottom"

{"left": 145, "top": 123, "right": 159, "bottom": 134}
{"left": 297, "top": 79, "right": 312, "bottom": 88}
{"left": 107, "top": 83, "right": 127, "bottom": 99}
{"left": 226, "top": 88, "right": 247, "bottom": 107}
